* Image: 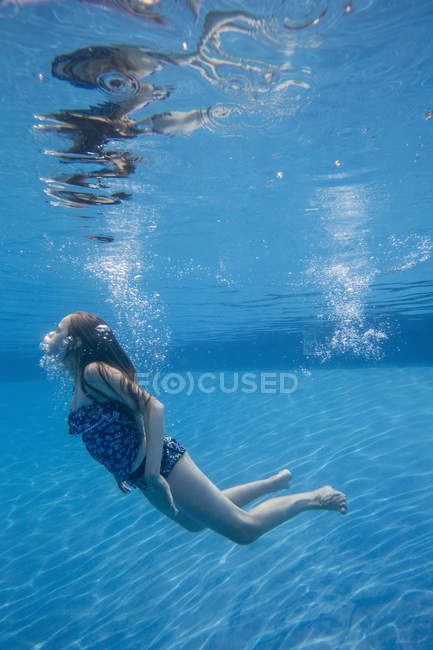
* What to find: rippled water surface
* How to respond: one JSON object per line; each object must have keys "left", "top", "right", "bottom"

{"left": 1, "top": 0, "right": 433, "bottom": 648}
{"left": 1, "top": 0, "right": 433, "bottom": 366}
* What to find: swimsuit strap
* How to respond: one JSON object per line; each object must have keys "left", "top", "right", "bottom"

{"left": 81, "top": 370, "right": 127, "bottom": 413}
{"left": 81, "top": 373, "right": 106, "bottom": 402}
{"left": 82, "top": 389, "right": 98, "bottom": 402}
{"left": 80, "top": 366, "right": 132, "bottom": 417}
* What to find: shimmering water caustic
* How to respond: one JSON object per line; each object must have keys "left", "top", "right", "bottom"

{"left": 2, "top": 369, "right": 433, "bottom": 648}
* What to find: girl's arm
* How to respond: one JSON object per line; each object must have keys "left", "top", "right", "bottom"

{"left": 143, "top": 399, "right": 165, "bottom": 480}
{"left": 142, "top": 399, "right": 178, "bottom": 514}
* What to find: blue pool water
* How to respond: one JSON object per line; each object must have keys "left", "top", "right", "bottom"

{"left": 1, "top": 0, "right": 433, "bottom": 648}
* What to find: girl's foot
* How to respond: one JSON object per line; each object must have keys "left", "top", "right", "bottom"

{"left": 270, "top": 469, "right": 292, "bottom": 491}
{"left": 313, "top": 485, "right": 347, "bottom": 514}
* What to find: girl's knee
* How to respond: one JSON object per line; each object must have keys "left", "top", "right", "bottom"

{"left": 231, "top": 531, "right": 257, "bottom": 545}
{"left": 228, "top": 519, "right": 258, "bottom": 545}
{"left": 180, "top": 519, "right": 206, "bottom": 532}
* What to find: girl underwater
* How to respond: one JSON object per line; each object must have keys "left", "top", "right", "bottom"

{"left": 42, "top": 311, "right": 347, "bottom": 545}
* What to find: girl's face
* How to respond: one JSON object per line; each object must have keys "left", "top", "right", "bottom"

{"left": 42, "top": 315, "right": 73, "bottom": 360}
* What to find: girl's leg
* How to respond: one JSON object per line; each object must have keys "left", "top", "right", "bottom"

{"left": 141, "top": 469, "right": 292, "bottom": 533}
{"left": 166, "top": 453, "right": 347, "bottom": 545}
{"left": 222, "top": 470, "right": 292, "bottom": 507}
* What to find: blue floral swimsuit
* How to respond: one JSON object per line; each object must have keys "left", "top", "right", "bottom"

{"left": 68, "top": 389, "right": 186, "bottom": 489}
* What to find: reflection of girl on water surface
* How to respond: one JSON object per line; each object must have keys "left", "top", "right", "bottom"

{"left": 42, "top": 311, "right": 347, "bottom": 545}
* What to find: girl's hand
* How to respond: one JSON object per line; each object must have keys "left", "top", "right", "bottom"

{"left": 146, "top": 473, "right": 179, "bottom": 516}
{"left": 116, "top": 478, "right": 132, "bottom": 494}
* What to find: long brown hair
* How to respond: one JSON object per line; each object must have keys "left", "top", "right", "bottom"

{"left": 66, "top": 311, "right": 146, "bottom": 412}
